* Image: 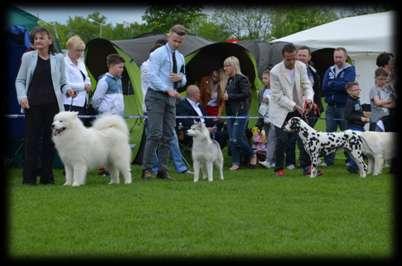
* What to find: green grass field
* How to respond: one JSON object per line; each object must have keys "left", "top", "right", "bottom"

{"left": 7, "top": 153, "right": 393, "bottom": 258}
{"left": 6, "top": 114, "right": 394, "bottom": 258}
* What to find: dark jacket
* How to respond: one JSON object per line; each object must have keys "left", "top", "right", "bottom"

{"left": 344, "top": 94, "right": 365, "bottom": 128}
{"left": 225, "top": 74, "right": 251, "bottom": 115}
{"left": 176, "top": 98, "right": 213, "bottom": 131}
{"left": 307, "top": 65, "right": 324, "bottom": 113}
{"left": 322, "top": 64, "right": 356, "bottom": 107}
{"left": 176, "top": 98, "right": 214, "bottom": 146}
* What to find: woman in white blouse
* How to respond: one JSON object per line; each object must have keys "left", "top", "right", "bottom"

{"left": 64, "top": 35, "right": 92, "bottom": 121}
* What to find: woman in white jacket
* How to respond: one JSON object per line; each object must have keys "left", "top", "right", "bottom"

{"left": 63, "top": 35, "right": 92, "bottom": 125}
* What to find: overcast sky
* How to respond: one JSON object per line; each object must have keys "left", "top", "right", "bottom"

{"left": 18, "top": 5, "right": 215, "bottom": 25}
{"left": 19, "top": 6, "right": 149, "bottom": 25}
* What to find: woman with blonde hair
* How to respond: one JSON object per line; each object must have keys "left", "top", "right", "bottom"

{"left": 223, "top": 56, "right": 256, "bottom": 170}
{"left": 64, "top": 35, "right": 92, "bottom": 124}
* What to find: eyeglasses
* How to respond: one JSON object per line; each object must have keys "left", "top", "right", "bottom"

{"left": 75, "top": 49, "right": 85, "bottom": 52}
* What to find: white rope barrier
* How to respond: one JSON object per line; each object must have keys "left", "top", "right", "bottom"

{"left": 4, "top": 114, "right": 344, "bottom": 121}
{"left": 4, "top": 114, "right": 258, "bottom": 119}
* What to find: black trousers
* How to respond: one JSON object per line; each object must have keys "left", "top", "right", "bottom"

{"left": 274, "top": 111, "right": 311, "bottom": 171}
{"left": 23, "top": 103, "right": 59, "bottom": 184}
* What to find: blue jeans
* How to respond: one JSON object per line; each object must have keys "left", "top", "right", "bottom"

{"left": 148, "top": 126, "right": 188, "bottom": 174}
{"left": 227, "top": 113, "right": 253, "bottom": 165}
{"left": 324, "top": 105, "right": 347, "bottom": 165}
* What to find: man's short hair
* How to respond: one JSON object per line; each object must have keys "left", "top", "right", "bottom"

{"left": 170, "top": 24, "right": 187, "bottom": 36}
{"left": 106, "top": 54, "right": 125, "bottom": 67}
{"left": 334, "top": 47, "right": 348, "bottom": 56}
{"left": 345, "top": 81, "right": 359, "bottom": 90}
{"left": 282, "top": 43, "right": 296, "bottom": 55}
{"left": 376, "top": 52, "right": 394, "bottom": 67}
{"left": 297, "top": 45, "right": 311, "bottom": 54}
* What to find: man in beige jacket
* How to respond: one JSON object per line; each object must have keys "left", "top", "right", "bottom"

{"left": 268, "top": 43, "right": 314, "bottom": 176}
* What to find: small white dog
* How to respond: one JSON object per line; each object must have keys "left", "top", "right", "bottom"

{"left": 358, "top": 131, "right": 397, "bottom": 175}
{"left": 52, "top": 111, "right": 132, "bottom": 186}
{"left": 186, "top": 122, "right": 224, "bottom": 182}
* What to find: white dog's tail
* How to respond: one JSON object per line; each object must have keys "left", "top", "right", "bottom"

{"left": 92, "top": 114, "right": 129, "bottom": 136}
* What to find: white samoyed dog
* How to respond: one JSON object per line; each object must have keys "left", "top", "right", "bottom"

{"left": 358, "top": 131, "right": 397, "bottom": 175}
{"left": 186, "top": 122, "right": 224, "bottom": 182}
{"left": 52, "top": 111, "right": 132, "bottom": 186}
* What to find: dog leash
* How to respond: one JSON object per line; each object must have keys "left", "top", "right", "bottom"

{"left": 68, "top": 96, "right": 74, "bottom": 111}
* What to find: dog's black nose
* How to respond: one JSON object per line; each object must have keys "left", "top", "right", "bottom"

{"left": 51, "top": 124, "right": 55, "bottom": 128}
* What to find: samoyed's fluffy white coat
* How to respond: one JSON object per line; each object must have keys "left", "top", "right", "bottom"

{"left": 52, "top": 111, "right": 132, "bottom": 186}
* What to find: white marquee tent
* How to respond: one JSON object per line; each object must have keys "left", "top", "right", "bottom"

{"left": 272, "top": 11, "right": 395, "bottom": 103}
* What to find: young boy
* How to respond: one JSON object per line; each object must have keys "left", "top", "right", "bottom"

{"left": 92, "top": 54, "right": 125, "bottom": 116}
{"left": 344, "top": 81, "right": 369, "bottom": 173}
{"left": 257, "top": 69, "right": 277, "bottom": 169}
{"left": 369, "top": 67, "right": 395, "bottom": 131}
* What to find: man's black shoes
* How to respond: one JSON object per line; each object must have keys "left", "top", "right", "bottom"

{"left": 157, "top": 170, "right": 175, "bottom": 180}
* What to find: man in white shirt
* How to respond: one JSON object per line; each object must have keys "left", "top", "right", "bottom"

{"left": 141, "top": 25, "right": 187, "bottom": 180}
{"left": 141, "top": 38, "right": 192, "bottom": 175}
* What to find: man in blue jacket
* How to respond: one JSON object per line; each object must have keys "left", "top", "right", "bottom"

{"left": 322, "top": 47, "right": 356, "bottom": 166}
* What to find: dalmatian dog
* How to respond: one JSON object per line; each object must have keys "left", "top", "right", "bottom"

{"left": 283, "top": 117, "right": 367, "bottom": 178}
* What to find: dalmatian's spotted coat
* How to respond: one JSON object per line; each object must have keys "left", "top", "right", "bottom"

{"left": 284, "top": 117, "right": 367, "bottom": 178}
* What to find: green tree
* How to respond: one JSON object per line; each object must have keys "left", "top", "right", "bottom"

{"left": 87, "top": 11, "right": 107, "bottom": 25}
{"left": 270, "top": 7, "right": 337, "bottom": 40}
{"left": 194, "top": 19, "right": 232, "bottom": 41}
{"left": 337, "top": 5, "right": 393, "bottom": 18}
{"left": 211, "top": 7, "right": 273, "bottom": 41}
{"left": 142, "top": 5, "right": 204, "bottom": 34}
{"left": 40, "top": 16, "right": 155, "bottom": 49}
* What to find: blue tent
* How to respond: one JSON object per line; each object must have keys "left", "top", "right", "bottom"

{"left": 5, "top": 7, "right": 38, "bottom": 166}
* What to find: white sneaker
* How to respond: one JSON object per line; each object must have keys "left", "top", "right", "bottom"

{"left": 320, "top": 162, "right": 328, "bottom": 167}
{"left": 286, "top": 164, "right": 296, "bottom": 170}
{"left": 259, "top": 160, "right": 275, "bottom": 168}
{"left": 183, "top": 170, "right": 194, "bottom": 175}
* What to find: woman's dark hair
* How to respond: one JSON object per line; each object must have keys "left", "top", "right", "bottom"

{"left": 30, "top": 27, "right": 56, "bottom": 54}
{"left": 376, "top": 52, "right": 394, "bottom": 67}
